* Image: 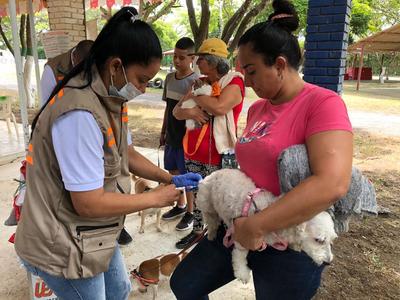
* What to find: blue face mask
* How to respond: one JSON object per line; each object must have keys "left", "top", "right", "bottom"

{"left": 109, "top": 65, "right": 143, "bottom": 101}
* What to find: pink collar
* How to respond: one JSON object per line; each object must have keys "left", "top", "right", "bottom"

{"left": 223, "top": 188, "right": 288, "bottom": 251}
{"left": 223, "top": 188, "right": 265, "bottom": 249}
{"left": 242, "top": 188, "right": 263, "bottom": 217}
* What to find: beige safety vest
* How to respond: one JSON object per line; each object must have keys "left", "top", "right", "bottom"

{"left": 45, "top": 48, "right": 74, "bottom": 83}
{"left": 15, "top": 66, "right": 131, "bottom": 279}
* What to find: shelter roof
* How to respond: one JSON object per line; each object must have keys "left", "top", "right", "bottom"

{"left": 348, "top": 23, "right": 400, "bottom": 53}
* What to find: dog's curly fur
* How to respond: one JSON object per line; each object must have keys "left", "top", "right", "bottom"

{"left": 197, "top": 169, "right": 337, "bottom": 283}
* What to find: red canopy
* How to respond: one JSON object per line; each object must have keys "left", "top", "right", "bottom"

{"left": 87, "top": 0, "right": 161, "bottom": 9}
{"left": 0, "top": 0, "right": 46, "bottom": 17}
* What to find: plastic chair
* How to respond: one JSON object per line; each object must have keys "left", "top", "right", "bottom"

{"left": 0, "top": 96, "right": 19, "bottom": 139}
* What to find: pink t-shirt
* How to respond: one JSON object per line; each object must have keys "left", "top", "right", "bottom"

{"left": 235, "top": 83, "right": 352, "bottom": 196}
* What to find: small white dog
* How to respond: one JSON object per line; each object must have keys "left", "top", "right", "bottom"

{"left": 181, "top": 80, "right": 212, "bottom": 130}
{"left": 196, "top": 169, "right": 337, "bottom": 283}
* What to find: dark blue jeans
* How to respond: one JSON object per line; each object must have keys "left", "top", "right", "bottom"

{"left": 170, "top": 225, "right": 325, "bottom": 300}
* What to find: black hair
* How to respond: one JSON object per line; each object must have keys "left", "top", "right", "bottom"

{"left": 31, "top": 7, "right": 162, "bottom": 135}
{"left": 175, "top": 37, "right": 195, "bottom": 52}
{"left": 73, "top": 39, "right": 94, "bottom": 64}
{"left": 238, "top": 0, "right": 301, "bottom": 70}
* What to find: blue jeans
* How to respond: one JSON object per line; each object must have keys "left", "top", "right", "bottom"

{"left": 22, "top": 246, "right": 131, "bottom": 300}
{"left": 170, "top": 225, "right": 325, "bottom": 300}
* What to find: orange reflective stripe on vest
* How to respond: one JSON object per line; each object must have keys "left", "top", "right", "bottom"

{"left": 49, "top": 88, "right": 65, "bottom": 106}
{"left": 107, "top": 127, "right": 113, "bottom": 136}
{"left": 121, "top": 105, "right": 128, "bottom": 123}
{"left": 106, "top": 127, "right": 116, "bottom": 147}
{"left": 26, "top": 143, "right": 34, "bottom": 165}
{"left": 108, "top": 138, "right": 116, "bottom": 147}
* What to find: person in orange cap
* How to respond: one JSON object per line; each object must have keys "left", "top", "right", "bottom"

{"left": 172, "top": 37, "right": 245, "bottom": 249}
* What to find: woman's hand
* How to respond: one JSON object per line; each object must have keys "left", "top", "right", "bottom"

{"left": 233, "top": 217, "right": 265, "bottom": 251}
{"left": 151, "top": 184, "right": 181, "bottom": 208}
{"left": 188, "top": 106, "right": 210, "bottom": 124}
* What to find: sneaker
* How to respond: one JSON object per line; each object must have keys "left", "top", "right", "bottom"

{"left": 175, "top": 212, "right": 194, "bottom": 231}
{"left": 162, "top": 205, "right": 187, "bottom": 221}
{"left": 118, "top": 228, "right": 133, "bottom": 246}
{"left": 175, "top": 230, "right": 200, "bottom": 249}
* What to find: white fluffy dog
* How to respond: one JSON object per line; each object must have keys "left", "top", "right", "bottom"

{"left": 196, "top": 169, "right": 337, "bottom": 283}
{"left": 181, "top": 81, "right": 212, "bottom": 130}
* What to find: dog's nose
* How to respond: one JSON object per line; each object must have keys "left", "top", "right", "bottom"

{"left": 323, "top": 261, "right": 331, "bottom": 266}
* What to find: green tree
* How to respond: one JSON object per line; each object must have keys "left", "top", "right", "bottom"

{"left": 152, "top": 20, "right": 179, "bottom": 51}
{"left": 185, "top": 0, "right": 272, "bottom": 53}
{"left": 370, "top": 0, "right": 400, "bottom": 28}
{"left": 139, "top": 0, "right": 179, "bottom": 23}
{"left": 0, "top": 11, "right": 49, "bottom": 53}
{"left": 349, "top": 0, "right": 373, "bottom": 43}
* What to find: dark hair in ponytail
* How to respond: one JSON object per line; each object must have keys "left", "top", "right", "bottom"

{"left": 238, "top": 0, "right": 301, "bottom": 70}
{"left": 31, "top": 6, "right": 162, "bottom": 135}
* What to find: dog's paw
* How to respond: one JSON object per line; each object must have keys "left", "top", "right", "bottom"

{"left": 156, "top": 226, "right": 162, "bottom": 232}
{"left": 139, "top": 228, "right": 145, "bottom": 234}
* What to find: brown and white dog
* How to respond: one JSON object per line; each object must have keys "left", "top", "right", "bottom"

{"left": 131, "top": 251, "right": 187, "bottom": 300}
{"left": 132, "top": 175, "right": 162, "bottom": 233}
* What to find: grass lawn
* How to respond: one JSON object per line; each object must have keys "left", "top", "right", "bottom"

{"left": 244, "top": 79, "right": 400, "bottom": 115}
{"left": 343, "top": 80, "right": 400, "bottom": 115}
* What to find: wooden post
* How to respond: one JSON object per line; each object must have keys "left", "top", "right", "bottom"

{"left": 356, "top": 45, "right": 365, "bottom": 91}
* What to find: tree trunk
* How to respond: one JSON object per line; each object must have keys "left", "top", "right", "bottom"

{"left": 186, "top": 0, "right": 270, "bottom": 55}
{"left": 100, "top": 7, "right": 112, "bottom": 21}
{"left": 147, "top": 0, "right": 177, "bottom": 24}
{"left": 221, "top": 0, "right": 252, "bottom": 44}
{"left": 139, "top": 0, "right": 144, "bottom": 17}
{"left": 0, "top": 18, "right": 14, "bottom": 56}
{"left": 20, "top": 14, "right": 27, "bottom": 56}
{"left": 228, "top": 0, "right": 270, "bottom": 53}
{"left": 23, "top": 56, "right": 34, "bottom": 108}
{"left": 186, "top": 0, "right": 210, "bottom": 50}
{"left": 24, "top": 14, "right": 35, "bottom": 108}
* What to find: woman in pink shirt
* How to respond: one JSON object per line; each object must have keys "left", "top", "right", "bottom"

{"left": 171, "top": 1, "right": 353, "bottom": 299}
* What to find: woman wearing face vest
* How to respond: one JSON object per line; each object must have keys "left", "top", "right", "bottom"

{"left": 170, "top": 1, "right": 352, "bottom": 299}
{"left": 14, "top": 7, "right": 201, "bottom": 300}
